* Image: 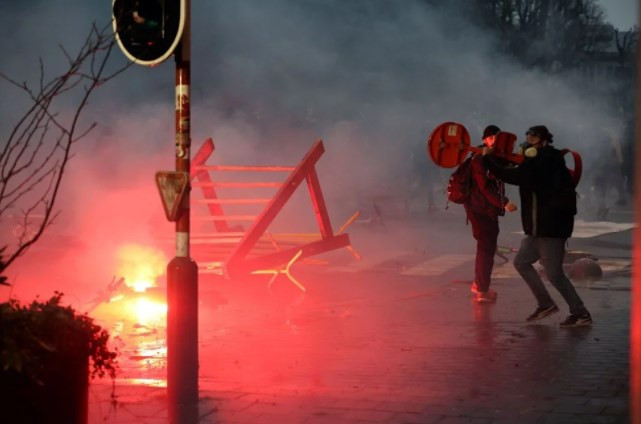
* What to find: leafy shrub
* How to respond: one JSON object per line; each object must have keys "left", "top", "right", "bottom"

{"left": 0, "top": 292, "right": 117, "bottom": 382}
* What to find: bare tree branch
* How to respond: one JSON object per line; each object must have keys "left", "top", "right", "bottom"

{"left": 473, "top": 0, "right": 611, "bottom": 71}
{"left": 0, "top": 21, "right": 132, "bottom": 278}
{"left": 615, "top": 26, "right": 640, "bottom": 69}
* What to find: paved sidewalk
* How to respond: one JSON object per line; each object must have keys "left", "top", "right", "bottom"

{"left": 89, "top": 217, "right": 632, "bottom": 424}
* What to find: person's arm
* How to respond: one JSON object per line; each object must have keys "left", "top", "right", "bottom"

{"left": 483, "top": 155, "right": 523, "bottom": 186}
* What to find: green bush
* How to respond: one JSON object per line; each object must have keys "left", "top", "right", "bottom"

{"left": 0, "top": 292, "right": 117, "bottom": 382}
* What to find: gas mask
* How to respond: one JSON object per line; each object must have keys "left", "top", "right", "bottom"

{"left": 518, "top": 142, "right": 538, "bottom": 158}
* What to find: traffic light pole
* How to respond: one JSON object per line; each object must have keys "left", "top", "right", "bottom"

{"left": 167, "top": 0, "right": 199, "bottom": 422}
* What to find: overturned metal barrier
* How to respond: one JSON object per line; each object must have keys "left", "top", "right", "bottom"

{"left": 191, "top": 138, "right": 355, "bottom": 281}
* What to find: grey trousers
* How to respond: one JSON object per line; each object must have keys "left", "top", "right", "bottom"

{"left": 513, "top": 236, "right": 588, "bottom": 315}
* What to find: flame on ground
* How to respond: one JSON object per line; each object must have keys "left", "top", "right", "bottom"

{"left": 135, "top": 297, "right": 167, "bottom": 326}
{"left": 86, "top": 245, "right": 171, "bottom": 388}
{"left": 116, "top": 244, "right": 167, "bottom": 292}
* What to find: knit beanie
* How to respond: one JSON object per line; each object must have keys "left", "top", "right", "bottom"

{"left": 482, "top": 125, "right": 501, "bottom": 139}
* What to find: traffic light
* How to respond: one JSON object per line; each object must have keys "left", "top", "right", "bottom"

{"left": 112, "top": 0, "right": 185, "bottom": 66}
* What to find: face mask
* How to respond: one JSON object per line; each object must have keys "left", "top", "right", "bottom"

{"left": 518, "top": 142, "right": 538, "bottom": 158}
{"left": 518, "top": 142, "right": 531, "bottom": 154}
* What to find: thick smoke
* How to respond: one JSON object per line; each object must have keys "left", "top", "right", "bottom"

{"left": 0, "top": 0, "right": 627, "bottom": 303}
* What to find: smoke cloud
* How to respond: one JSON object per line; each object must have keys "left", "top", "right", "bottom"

{"left": 0, "top": 0, "right": 626, "bottom": 303}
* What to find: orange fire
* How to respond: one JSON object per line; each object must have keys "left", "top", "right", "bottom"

{"left": 87, "top": 244, "right": 170, "bottom": 388}
{"left": 116, "top": 244, "right": 167, "bottom": 292}
{"left": 94, "top": 243, "right": 170, "bottom": 326}
{"left": 134, "top": 296, "right": 167, "bottom": 326}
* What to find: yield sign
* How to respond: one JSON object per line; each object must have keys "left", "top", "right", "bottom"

{"left": 155, "top": 171, "right": 189, "bottom": 221}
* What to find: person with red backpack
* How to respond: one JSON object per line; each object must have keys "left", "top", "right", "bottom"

{"left": 465, "top": 125, "right": 518, "bottom": 302}
{"left": 482, "top": 125, "right": 592, "bottom": 327}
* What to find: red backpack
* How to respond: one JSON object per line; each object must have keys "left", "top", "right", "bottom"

{"left": 446, "top": 156, "right": 473, "bottom": 205}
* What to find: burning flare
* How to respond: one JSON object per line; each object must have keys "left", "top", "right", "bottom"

{"left": 135, "top": 297, "right": 167, "bottom": 326}
{"left": 116, "top": 244, "right": 167, "bottom": 292}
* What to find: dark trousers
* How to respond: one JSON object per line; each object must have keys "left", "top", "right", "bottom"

{"left": 465, "top": 208, "right": 499, "bottom": 292}
{"left": 513, "top": 236, "right": 588, "bottom": 315}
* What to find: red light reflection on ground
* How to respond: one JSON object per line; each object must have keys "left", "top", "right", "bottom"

{"left": 86, "top": 244, "right": 171, "bottom": 387}
{"left": 93, "top": 291, "right": 168, "bottom": 388}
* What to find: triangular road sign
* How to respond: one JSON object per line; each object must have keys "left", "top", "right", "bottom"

{"left": 155, "top": 171, "right": 189, "bottom": 221}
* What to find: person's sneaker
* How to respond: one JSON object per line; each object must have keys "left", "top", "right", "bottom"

{"left": 470, "top": 281, "right": 481, "bottom": 294}
{"left": 559, "top": 313, "right": 593, "bottom": 327}
{"left": 526, "top": 305, "right": 559, "bottom": 322}
{"left": 476, "top": 290, "right": 497, "bottom": 302}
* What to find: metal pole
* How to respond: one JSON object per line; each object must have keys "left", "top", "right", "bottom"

{"left": 167, "top": 0, "right": 199, "bottom": 422}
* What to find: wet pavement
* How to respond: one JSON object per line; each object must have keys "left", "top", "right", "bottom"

{"left": 88, "top": 204, "right": 633, "bottom": 424}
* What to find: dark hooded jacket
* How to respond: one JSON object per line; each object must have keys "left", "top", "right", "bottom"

{"left": 483, "top": 145, "right": 576, "bottom": 238}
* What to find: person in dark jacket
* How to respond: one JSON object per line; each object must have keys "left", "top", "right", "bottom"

{"left": 483, "top": 125, "right": 592, "bottom": 326}
{"left": 465, "top": 125, "right": 518, "bottom": 302}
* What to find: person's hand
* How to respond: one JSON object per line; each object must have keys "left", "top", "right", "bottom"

{"left": 505, "top": 201, "right": 518, "bottom": 212}
{"left": 481, "top": 146, "right": 494, "bottom": 156}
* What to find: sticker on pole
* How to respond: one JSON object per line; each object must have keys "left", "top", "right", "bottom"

{"left": 155, "top": 171, "right": 188, "bottom": 221}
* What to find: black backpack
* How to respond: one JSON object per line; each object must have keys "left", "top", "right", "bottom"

{"left": 447, "top": 156, "right": 473, "bottom": 205}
